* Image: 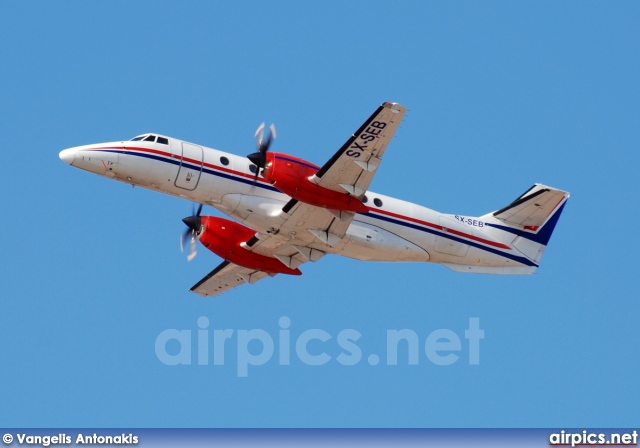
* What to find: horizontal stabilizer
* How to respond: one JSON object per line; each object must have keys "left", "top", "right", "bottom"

{"left": 491, "top": 184, "right": 568, "bottom": 229}
{"left": 481, "top": 183, "right": 570, "bottom": 264}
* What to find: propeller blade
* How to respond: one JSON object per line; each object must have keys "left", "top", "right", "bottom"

{"left": 248, "top": 122, "right": 276, "bottom": 167}
{"left": 248, "top": 122, "right": 276, "bottom": 185}
{"left": 255, "top": 122, "right": 265, "bottom": 142}
{"left": 180, "top": 228, "right": 191, "bottom": 253}
{"left": 187, "top": 236, "right": 197, "bottom": 262}
{"left": 181, "top": 202, "right": 204, "bottom": 260}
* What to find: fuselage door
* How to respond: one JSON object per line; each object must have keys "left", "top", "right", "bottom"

{"left": 175, "top": 142, "right": 204, "bottom": 190}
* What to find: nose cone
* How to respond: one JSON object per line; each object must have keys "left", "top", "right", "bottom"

{"left": 59, "top": 148, "right": 76, "bottom": 165}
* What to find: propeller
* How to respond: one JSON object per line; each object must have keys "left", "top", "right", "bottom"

{"left": 247, "top": 122, "right": 276, "bottom": 182}
{"left": 180, "top": 203, "right": 203, "bottom": 262}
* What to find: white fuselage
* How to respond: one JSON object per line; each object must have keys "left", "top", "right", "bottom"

{"left": 59, "top": 135, "right": 537, "bottom": 273}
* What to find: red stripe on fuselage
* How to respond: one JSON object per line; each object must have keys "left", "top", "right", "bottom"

{"left": 367, "top": 208, "right": 512, "bottom": 250}
{"left": 90, "top": 146, "right": 269, "bottom": 184}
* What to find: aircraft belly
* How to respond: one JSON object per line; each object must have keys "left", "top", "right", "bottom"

{"left": 340, "top": 221, "right": 430, "bottom": 262}
{"left": 220, "top": 193, "right": 288, "bottom": 231}
{"left": 428, "top": 245, "right": 514, "bottom": 267}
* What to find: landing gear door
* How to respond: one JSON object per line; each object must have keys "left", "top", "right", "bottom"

{"left": 175, "top": 142, "right": 203, "bottom": 191}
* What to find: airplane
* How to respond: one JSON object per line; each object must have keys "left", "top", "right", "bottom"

{"left": 59, "top": 102, "right": 569, "bottom": 297}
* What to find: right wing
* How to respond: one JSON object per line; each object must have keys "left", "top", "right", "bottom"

{"left": 309, "top": 101, "right": 406, "bottom": 198}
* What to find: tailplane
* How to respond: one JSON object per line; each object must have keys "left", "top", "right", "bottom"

{"left": 481, "top": 184, "right": 570, "bottom": 264}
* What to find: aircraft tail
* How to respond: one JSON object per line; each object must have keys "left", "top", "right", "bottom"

{"left": 480, "top": 184, "right": 570, "bottom": 265}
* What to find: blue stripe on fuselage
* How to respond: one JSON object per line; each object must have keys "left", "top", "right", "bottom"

{"left": 96, "top": 149, "right": 280, "bottom": 192}
{"left": 361, "top": 211, "right": 538, "bottom": 267}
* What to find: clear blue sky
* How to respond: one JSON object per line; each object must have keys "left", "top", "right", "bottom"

{"left": 1, "top": 1, "right": 638, "bottom": 428}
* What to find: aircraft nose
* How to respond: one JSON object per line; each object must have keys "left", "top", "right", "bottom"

{"left": 59, "top": 148, "right": 76, "bottom": 165}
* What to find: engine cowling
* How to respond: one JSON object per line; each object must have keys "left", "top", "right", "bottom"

{"left": 260, "top": 152, "right": 368, "bottom": 213}
{"left": 198, "top": 216, "right": 301, "bottom": 275}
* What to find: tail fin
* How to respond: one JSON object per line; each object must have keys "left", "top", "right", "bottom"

{"left": 481, "top": 184, "right": 570, "bottom": 264}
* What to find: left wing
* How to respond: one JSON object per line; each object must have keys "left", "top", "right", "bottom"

{"left": 309, "top": 101, "right": 406, "bottom": 198}
{"left": 189, "top": 198, "right": 350, "bottom": 297}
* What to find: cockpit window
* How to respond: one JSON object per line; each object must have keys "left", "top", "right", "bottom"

{"left": 130, "top": 135, "right": 146, "bottom": 141}
{"left": 143, "top": 135, "right": 156, "bottom": 142}
{"left": 157, "top": 136, "right": 169, "bottom": 145}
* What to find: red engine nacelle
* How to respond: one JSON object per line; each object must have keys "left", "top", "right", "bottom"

{"left": 198, "top": 216, "right": 301, "bottom": 276}
{"left": 261, "top": 152, "right": 368, "bottom": 213}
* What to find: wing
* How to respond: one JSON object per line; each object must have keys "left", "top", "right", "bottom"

{"left": 189, "top": 199, "right": 348, "bottom": 298}
{"left": 191, "top": 102, "right": 407, "bottom": 297}
{"left": 190, "top": 260, "right": 271, "bottom": 297}
{"left": 252, "top": 198, "right": 353, "bottom": 261}
{"left": 309, "top": 102, "right": 406, "bottom": 198}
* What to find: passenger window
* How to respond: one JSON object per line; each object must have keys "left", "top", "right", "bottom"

{"left": 157, "top": 137, "right": 169, "bottom": 145}
{"left": 374, "top": 198, "right": 383, "bottom": 207}
{"left": 220, "top": 156, "right": 229, "bottom": 166}
{"left": 143, "top": 135, "right": 156, "bottom": 142}
{"left": 249, "top": 164, "right": 257, "bottom": 174}
{"left": 362, "top": 195, "right": 368, "bottom": 204}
